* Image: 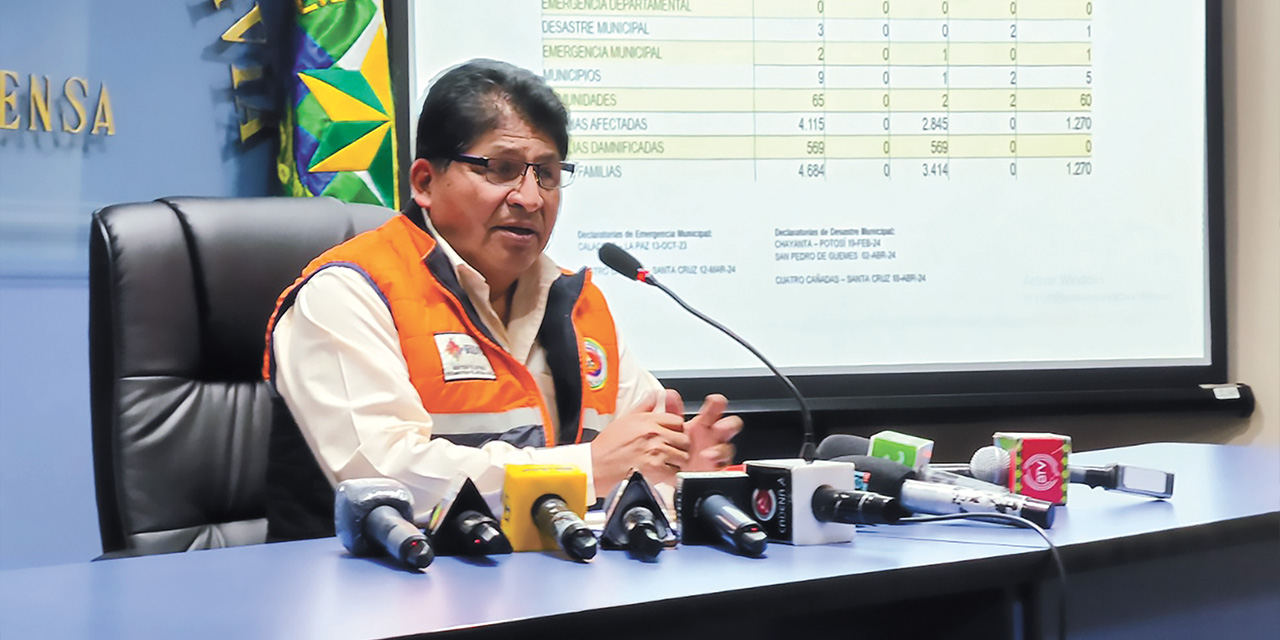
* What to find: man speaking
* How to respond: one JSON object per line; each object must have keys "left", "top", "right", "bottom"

{"left": 263, "top": 59, "right": 740, "bottom": 539}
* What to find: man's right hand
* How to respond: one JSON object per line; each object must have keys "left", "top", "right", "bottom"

{"left": 590, "top": 391, "right": 689, "bottom": 496}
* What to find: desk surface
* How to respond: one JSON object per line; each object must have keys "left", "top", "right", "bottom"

{"left": 2, "top": 443, "right": 1276, "bottom": 640}
{"left": 868, "top": 443, "right": 1280, "bottom": 554}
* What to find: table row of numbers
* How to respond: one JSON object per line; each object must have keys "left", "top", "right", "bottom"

{"left": 557, "top": 87, "right": 1092, "bottom": 111}
{"left": 568, "top": 111, "right": 1092, "bottom": 134}
{"left": 541, "top": 0, "right": 1094, "bottom": 20}
{"left": 568, "top": 132, "right": 1090, "bottom": 159}
{"left": 544, "top": 40, "right": 1090, "bottom": 65}
{"left": 570, "top": 158, "right": 1095, "bottom": 181}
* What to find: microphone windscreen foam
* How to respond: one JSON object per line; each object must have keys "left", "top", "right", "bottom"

{"left": 969, "top": 446, "right": 1012, "bottom": 485}
{"left": 830, "top": 455, "right": 916, "bottom": 497}
{"left": 815, "top": 434, "right": 871, "bottom": 460}
{"left": 598, "top": 243, "right": 644, "bottom": 280}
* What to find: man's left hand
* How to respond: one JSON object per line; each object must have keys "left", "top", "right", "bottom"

{"left": 663, "top": 390, "right": 742, "bottom": 472}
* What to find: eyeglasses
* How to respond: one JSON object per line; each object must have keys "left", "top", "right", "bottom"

{"left": 451, "top": 154, "right": 576, "bottom": 190}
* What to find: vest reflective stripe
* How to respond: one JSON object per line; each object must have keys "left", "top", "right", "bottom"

{"left": 580, "top": 408, "right": 614, "bottom": 442}
{"left": 430, "top": 406, "right": 545, "bottom": 438}
{"left": 264, "top": 214, "right": 620, "bottom": 450}
{"left": 433, "top": 424, "right": 548, "bottom": 449}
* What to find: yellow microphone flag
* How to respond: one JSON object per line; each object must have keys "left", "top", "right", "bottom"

{"left": 500, "top": 464, "right": 588, "bottom": 552}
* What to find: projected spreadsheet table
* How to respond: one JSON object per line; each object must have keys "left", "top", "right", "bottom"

{"left": 412, "top": 0, "right": 1206, "bottom": 374}
{"left": 543, "top": 0, "right": 1094, "bottom": 181}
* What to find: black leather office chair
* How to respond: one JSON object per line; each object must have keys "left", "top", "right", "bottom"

{"left": 89, "top": 196, "right": 393, "bottom": 557}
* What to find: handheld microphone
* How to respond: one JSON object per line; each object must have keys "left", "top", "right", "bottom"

{"left": 619, "top": 506, "right": 664, "bottom": 559}
{"left": 811, "top": 486, "right": 908, "bottom": 525}
{"left": 599, "top": 242, "right": 816, "bottom": 461}
{"left": 335, "top": 478, "right": 434, "bottom": 569}
{"left": 828, "top": 455, "right": 1056, "bottom": 528}
{"left": 533, "top": 496, "right": 598, "bottom": 562}
{"left": 601, "top": 471, "right": 674, "bottom": 560}
{"left": 744, "top": 459, "right": 859, "bottom": 544}
{"left": 501, "top": 464, "right": 596, "bottom": 561}
{"left": 968, "top": 445, "right": 1013, "bottom": 484}
{"left": 899, "top": 479, "right": 1055, "bottom": 529}
{"left": 676, "top": 470, "right": 768, "bottom": 556}
{"left": 426, "top": 477, "right": 512, "bottom": 556}
{"left": 970, "top": 445, "right": 1174, "bottom": 500}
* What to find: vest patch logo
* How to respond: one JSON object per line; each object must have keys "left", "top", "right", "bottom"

{"left": 583, "top": 338, "right": 608, "bottom": 391}
{"left": 434, "top": 333, "right": 496, "bottom": 382}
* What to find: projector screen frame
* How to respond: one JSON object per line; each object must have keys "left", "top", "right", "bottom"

{"left": 383, "top": 0, "right": 1246, "bottom": 420}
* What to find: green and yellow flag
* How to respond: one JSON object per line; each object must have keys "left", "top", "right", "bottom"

{"left": 279, "top": 0, "right": 398, "bottom": 209}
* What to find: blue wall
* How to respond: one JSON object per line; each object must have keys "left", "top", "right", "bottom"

{"left": 0, "top": 0, "right": 286, "bottom": 568}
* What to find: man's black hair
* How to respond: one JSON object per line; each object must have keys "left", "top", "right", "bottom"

{"left": 414, "top": 59, "right": 569, "bottom": 163}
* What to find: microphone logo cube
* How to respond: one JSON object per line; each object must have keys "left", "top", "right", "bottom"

{"left": 869, "top": 430, "right": 934, "bottom": 471}
{"left": 994, "top": 432, "right": 1071, "bottom": 505}
{"left": 500, "top": 464, "right": 588, "bottom": 552}
{"left": 745, "top": 460, "right": 857, "bottom": 546}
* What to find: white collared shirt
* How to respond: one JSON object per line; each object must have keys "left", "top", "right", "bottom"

{"left": 271, "top": 216, "right": 662, "bottom": 521}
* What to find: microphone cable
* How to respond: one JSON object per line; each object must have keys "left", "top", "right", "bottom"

{"left": 598, "top": 242, "right": 817, "bottom": 462}
{"left": 900, "top": 513, "right": 1068, "bottom": 640}
{"left": 633, "top": 276, "right": 817, "bottom": 463}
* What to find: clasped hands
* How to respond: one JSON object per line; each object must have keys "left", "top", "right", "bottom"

{"left": 590, "top": 389, "right": 742, "bottom": 496}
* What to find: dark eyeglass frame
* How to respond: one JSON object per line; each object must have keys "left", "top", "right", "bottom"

{"left": 450, "top": 153, "right": 576, "bottom": 190}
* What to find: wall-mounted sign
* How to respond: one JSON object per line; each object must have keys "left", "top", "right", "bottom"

{"left": 1, "top": 72, "right": 115, "bottom": 135}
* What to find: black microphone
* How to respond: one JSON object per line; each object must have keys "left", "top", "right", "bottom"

{"left": 457, "top": 511, "right": 506, "bottom": 547}
{"left": 335, "top": 478, "right": 434, "bottom": 569}
{"left": 601, "top": 471, "right": 674, "bottom": 560}
{"left": 815, "top": 434, "right": 871, "bottom": 459}
{"left": 829, "top": 455, "right": 1057, "bottom": 528}
{"left": 829, "top": 454, "right": 917, "bottom": 495}
{"left": 426, "top": 477, "right": 512, "bottom": 556}
{"left": 969, "top": 446, "right": 1174, "bottom": 499}
{"left": 619, "top": 506, "right": 664, "bottom": 559}
{"left": 676, "top": 470, "right": 767, "bottom": 556}
{"left": 598, "top": 242, "right": 645, "bottom": 280}
{"left": 598, "top": 242, "right": 817, "bottom": 462}
{"left": 811, "top": 486, "right": 908, "bottom": 525}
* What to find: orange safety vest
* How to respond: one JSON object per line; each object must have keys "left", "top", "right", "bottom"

{"left": 263, "top": 213, "right": 621, "bottom": 448}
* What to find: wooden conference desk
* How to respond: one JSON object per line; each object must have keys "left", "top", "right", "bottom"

{"left": 1, "top": 444, "right": 1276, "bottom": 640}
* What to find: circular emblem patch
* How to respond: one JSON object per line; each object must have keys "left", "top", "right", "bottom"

{"left": 1021, "top": 453, "right": 1062, "bottom": 492}
{"left": 752, "top": 488, "right": 777, "bottom": 522}
{"left": 583, "top": 338, "right": 608, "bottom": 391}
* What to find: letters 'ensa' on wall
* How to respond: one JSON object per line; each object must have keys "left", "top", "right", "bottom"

{"left": 0, "top": 72, "right": 115, "bottom": 135}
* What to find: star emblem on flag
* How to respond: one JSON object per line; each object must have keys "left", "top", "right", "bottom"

{"left": 298, "top": 65, "right": 391, "bottom": 174}
{"left": 280, "top": 2, "right": 398, "bottom": 209}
